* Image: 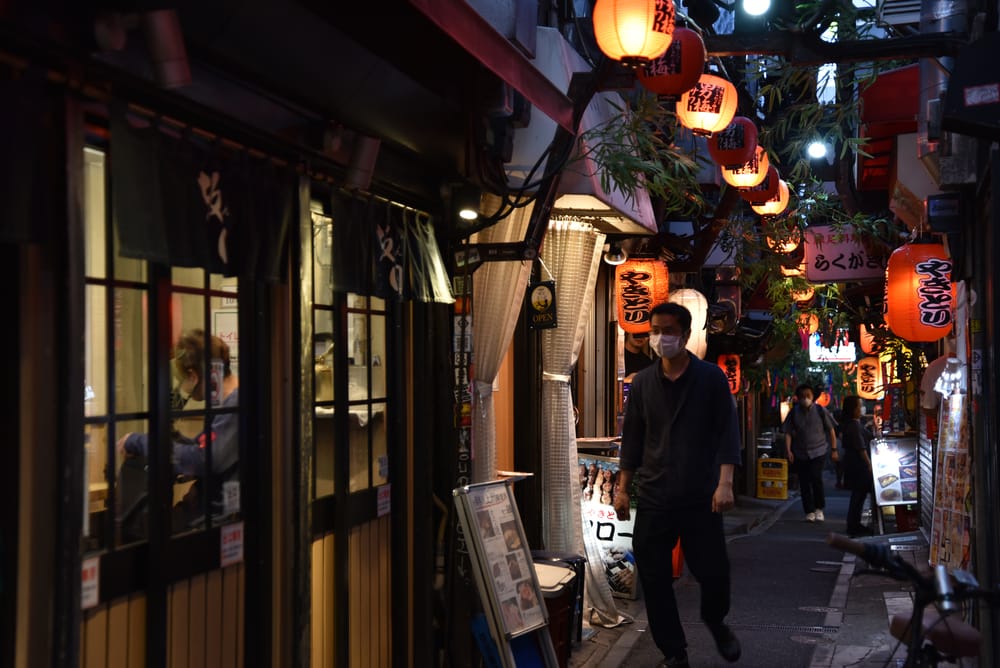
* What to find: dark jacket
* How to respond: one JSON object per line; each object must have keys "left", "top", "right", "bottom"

{"left": 620, "top": 353, "right": 742, "bottom": 510}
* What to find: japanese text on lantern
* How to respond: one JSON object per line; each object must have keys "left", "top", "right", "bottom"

{"left": 720, "top": 356, "right": 739, "bottom": 394}
{"left": 915, "top": 258, "right": 953, "bottom": 328}
{"left": 687, "top": 83, "right": 723, "bottom": 113}
{"left": 859, "top": 359, "right": 878, "bottom": 395}
{"left": 618, "top": 270, "right": 655, "bottom": 326}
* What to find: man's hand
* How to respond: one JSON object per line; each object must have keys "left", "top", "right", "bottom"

{"left": 830, "top": 449, "right": 840, "bottom": 462}
{"left": 786, "top": 451, "right": 795, "bottom": 464}
{"left": 712, "top": 481, "right": 734, "bottom": 513}
{"left": 613, "top": 489, "right": 631, "bottom": 521}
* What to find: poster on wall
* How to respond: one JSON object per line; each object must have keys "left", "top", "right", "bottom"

{"left": 870, "top": 437, "right": 919, "bottom": 506}
{"left": 930, "top": 393, "right": 972, "bottom": 570}
{"left": 579, "top": 454, "right": 638, "bottom": 599}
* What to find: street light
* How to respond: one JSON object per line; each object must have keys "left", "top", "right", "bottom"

{"left": 742, "top": 0, "right": 770, "bottom": 16}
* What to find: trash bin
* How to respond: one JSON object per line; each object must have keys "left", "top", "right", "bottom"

{"left": 531, "top": 550, "right": 585, "bottom": 644}
{"left": 533, "top": 562, "right": 576, "bottom": 668}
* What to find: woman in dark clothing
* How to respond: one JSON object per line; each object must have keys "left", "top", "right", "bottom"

{"left": 841, "top": 395, "right": 874, "bottom": 536}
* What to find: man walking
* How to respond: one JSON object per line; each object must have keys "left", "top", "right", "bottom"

{"left": 783, "top": 383, "right": 839, "bottom": 522}
{"left": 614, "top": 302, "right": 742, "bottom": 668}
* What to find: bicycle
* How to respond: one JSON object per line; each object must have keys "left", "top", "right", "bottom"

{"left": 827, "top": 532, "right": 1000, "bottom": 667}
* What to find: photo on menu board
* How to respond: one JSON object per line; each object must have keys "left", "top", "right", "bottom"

{"left": 870, "top": 437, "right": 919, "bottom": 506}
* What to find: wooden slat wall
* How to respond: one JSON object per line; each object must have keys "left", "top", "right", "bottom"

{"left": 80, "top": 593, "right": 146, "bottom": 668}
{"left": 164, "top": 563, "right": 244, "bottom": 668}
{"left": 311, "top": 533, "right": 336, "bottom": 667}
{"left": 310, "top": 514, "right": 392, "bottom": 668}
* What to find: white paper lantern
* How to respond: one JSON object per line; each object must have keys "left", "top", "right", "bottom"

{"left": 668, "top": 288, "right": 708, "bottom": 359}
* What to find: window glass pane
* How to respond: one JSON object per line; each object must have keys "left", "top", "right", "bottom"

{"left": 115, "top": 418, "right": 149, "bottom": 546}
{"left": 83, "top": 148, "right": 106, "bottom": 279}
{"left": 83, "top": 424, "right": 109, "bottom": 550}
{"left": 313, "top": 211, "right": 333, "bottom": 306}
{"left": 171, "top": 266, "right": 204, "bottom": 288}
{"left": 370, "top": 314, "right": 386, "bottom": 399}
{"left": 85, "top": 285, "right": 108, "bottom": 416}
{"left": 371, "top": 401, "right": 388, "bottom": 488}
{"left": 348, "top": 405, "right": 370, "bottom": 493}
{"left": 114, "top": 287, "right": 148, "bottom": 414}
{"left": 348, "top": 309, "right": 369, "bottom": 401}
{"left": 315, "top": 412, "right": 335, "bottom": 499}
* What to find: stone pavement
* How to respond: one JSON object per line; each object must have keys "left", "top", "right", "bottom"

{"left": 567, "top": 495, "right": 941, "bottom": 668}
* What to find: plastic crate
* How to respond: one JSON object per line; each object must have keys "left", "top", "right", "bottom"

{"left": 756, "top": 479, "right": 788, "bottom": 500}
{"left": 757, "top": 458, "right": 788, "bottom": 481}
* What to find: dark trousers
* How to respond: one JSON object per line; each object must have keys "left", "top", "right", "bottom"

{"left": 793, "top": 455, "right": 827, "bottom": 514}
{"left": 633, "top": 504, "right": 730, "bottom": 657}
{"left": 847, "top": 478, "right": 874, "bottom": 532}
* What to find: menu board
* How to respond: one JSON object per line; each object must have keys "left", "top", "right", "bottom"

{"left": 870, "top": 437, "right": 919, "bottom": 506}
{"left": 930, "top": 393, "right": 972, "bottom": 570}
{"left": 454, "top": 480, "right": 548, "bottom": 639}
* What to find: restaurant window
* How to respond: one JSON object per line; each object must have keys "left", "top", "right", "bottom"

{"left": 310, "top": 204, "right": 389, "bottom": 501}
{"left": 82, "top": 144, "right": 243, "bottom": 555}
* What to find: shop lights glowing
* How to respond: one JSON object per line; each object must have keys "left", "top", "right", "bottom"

{"left": 676, "top": 74, "right": 738, "bottom": 135}
{"left": 593, "top": 0, "right": 676, "bottom": 66}
{"left": 721, "top": 145, "right": 770, "bottom": 188}
{"left": 751, "top": 179, "right": 790, "bottom": 216}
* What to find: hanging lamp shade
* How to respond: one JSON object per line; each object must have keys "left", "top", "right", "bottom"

{"left": 884, "top": 242, "right": 955, "bottom": 342}
{"left": 796, "top": 312, "right": 820, "bottom": 334}
{"left": 751, "top": 179, "right": 790, "bottom": 216}
{"left": 856, "top": 356, "right": 885, "bottom": 400}
{"left": 717, "top": 354, "right": 741, "bottom": 394}
{"left": 616, "top": 258, "right": 670, "bottom": 334}
{"left": 593, "top": 0, "right": 676, "bottom": 66}
{"left": 707, "top": 116, "right": 758, "bottom": 168}
{"left": 721, "top": 145, "right": 770, "bottom": 188}
{"left": 668, "top": 288, "right": 708, "bottom": 358}
{"left": 676, "top": 74, "right": 738, "bottom": 135}
{"left": 740, "top": 165, "right": 780, "bottom": 204}
{"left": 637, "top": 26, "right": 705, "bottom": 96}
{"left": 816, "top": 390, "right": 831, "bottom": 407}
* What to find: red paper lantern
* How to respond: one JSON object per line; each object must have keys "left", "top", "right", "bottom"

{"left": 751, "top": 179, "right": 790, "bottom": 216}
{"left": 593, "top": 0, "right": 676, "bottom": 66}
{"left": 884, "top": 243, "right": 955, "bottom": 342}
{"left": 796, "top": 312, "right": 819, "bottom": 334}
{"left": 859, "top": 324, "right": 876, "bottom": 354}
{"left": 721, "top": 145, "right": 769, "bottom": 188}
{"left": 616, "top": 258, "right": 670, "bottom": 334}
{"left": 717, "top": 354, "right": 741, "bottom": 394}
{"left": 790, "top": 284, "right": 815, "bottom": 303}
{"left": 816, "top": 390, "right": 831, "bottom": 407}
{"left": 740, "top": 165, "right": 780, "bottom": 204}
{"left": 637, "top": 27, "right": 705, "bottom": 96}
{"left": 707, "top": 116, "right": 757, "bottom": 168}
{"left": 676, "top": 74, "right": 738, "bottom": 135}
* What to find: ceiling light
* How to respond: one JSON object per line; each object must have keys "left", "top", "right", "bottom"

{"left": 603, "top": 242, "right": 628, "bottom": 266}
{"left": 742, "top": 0, "right": 771, "bottom": 16}
{"left": 807, "top": 141, "right": 828, "bottom": 160}
{"left": 453, "top": 183, "right": 482, "bottom": 222}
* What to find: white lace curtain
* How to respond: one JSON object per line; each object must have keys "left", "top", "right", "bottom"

{"left": 470, "top": 197, "right": 534, "bottom": 483}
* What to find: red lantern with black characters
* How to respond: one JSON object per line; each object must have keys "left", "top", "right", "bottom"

{"left": 616, "top": 258, "right": 670, "bottom": 334}
{"left": 593, "top": 0, "right": 676, "bottom": 66}
{"left": 717, "top": 354, "right": 740, "bottom": 394}
{"left": 884, "top": 242, "right": 955, "bottom": 342}
{"left": 637, "top": 26, "right": 705, "bottom": 97}
{"left": 740, "top": 165, "right": 780, "bottom": 204}
{"left": 676, "top": 73, "right": 738, "bottom": 135}
{"left": 707, "top": 116, "right": 757, "bottom": 167}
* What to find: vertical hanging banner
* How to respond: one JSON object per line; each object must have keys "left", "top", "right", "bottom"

{"left": 615, "top": 259, "right": 669, "bottom": 334}
{"left": 526, "top": 280, "right": 557, "bottom": 330}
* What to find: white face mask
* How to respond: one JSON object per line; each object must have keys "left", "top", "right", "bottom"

{"left": 800, "top": 398, "right": 813, "bottom": 408}
{"left": 649, "top": 333, "right": 685, "bottom": 359}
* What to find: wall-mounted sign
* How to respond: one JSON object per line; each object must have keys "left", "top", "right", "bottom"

{"left": 803, "top": 225, "right": 887, "bottom": 283}
{"left": 526, "top": 281, "right": 557, "bottom": 330}
{"left": 615, "top": 259, "right": 669, "bottom": 334}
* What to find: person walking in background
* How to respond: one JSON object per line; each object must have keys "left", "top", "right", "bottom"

{"left": 783, "top": 383, "right": 839, "bottom": 522}
{"left": 841, "top": 395, "right": 875, "bottom": 536}
{"left": 614, "top": 302, "right": 742, "bottom": 668}
{"left": 623, "top": 329, "right": 656, "bottom": 380}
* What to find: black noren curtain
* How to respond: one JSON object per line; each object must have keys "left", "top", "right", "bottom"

{"left": 110, "top": 102, "right": 292, "bottom": 281}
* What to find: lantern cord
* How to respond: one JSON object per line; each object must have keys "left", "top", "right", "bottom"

{"left": 536, "top": 256, "right": 555, "bottom": 282}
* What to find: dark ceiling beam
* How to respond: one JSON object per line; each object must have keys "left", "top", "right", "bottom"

{"left": 704, "top": 30, "right": 967, "bottom": 64}
{"left": 407, "top": 0, "right": 575, "bottom": 132}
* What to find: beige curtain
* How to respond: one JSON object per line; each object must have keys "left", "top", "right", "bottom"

{"left": 539, "top": 219, "right": 604, "bottom": 552}
{"left": 470, "top": 197, "right": 534, "bottom": 483}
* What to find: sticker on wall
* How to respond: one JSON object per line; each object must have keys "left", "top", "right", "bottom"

{"left": 526, "top": 280, "right": 557, "bottom": 330}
